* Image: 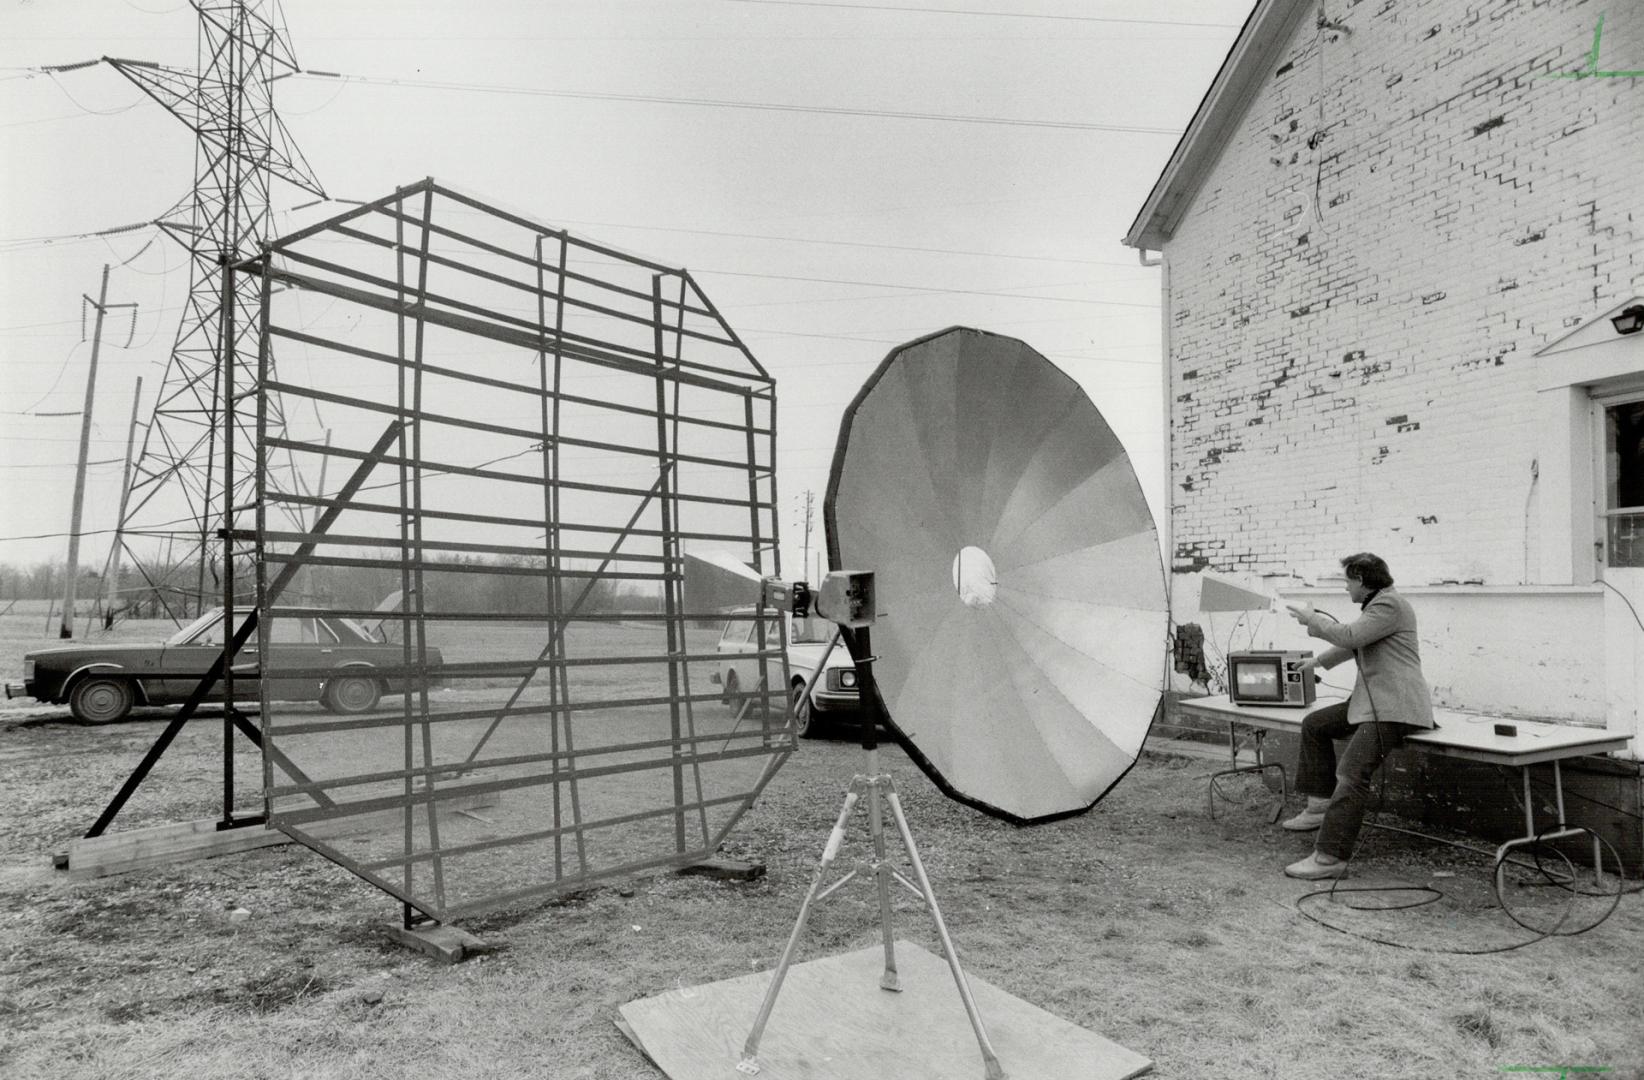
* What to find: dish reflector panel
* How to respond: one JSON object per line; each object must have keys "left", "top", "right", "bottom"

{"left": 825, "top": 327, "right": 1168, "bottom": 823}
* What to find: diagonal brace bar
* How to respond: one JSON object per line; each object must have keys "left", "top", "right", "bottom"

{"left": 266, "top": 420, "right": 405, "bottom": 604}
{"left": 460, "top": 473, "right": 668, "bottom": 765}
{"left": 85, "top": 610, "right": 260, "bottom": 838}
{"left": 85, "top": 421, "right": 402, "bottom": 838}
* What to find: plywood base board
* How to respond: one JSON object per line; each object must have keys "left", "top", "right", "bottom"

{"left": 617, "top": 940, "right": 1151, "bottom": 1080}
{"left": 57, "top": 817, "right": 291, "bottom": 878}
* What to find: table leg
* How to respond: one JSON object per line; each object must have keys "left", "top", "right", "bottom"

{"left": 1492, "top": 762, "right": 1595, "bottom": 895}
{"left": 1550, "top": 760, "right": 1603, "bottom": 886}
{"left": 1208, "top": 723, "right": 1288, "bottom": 823}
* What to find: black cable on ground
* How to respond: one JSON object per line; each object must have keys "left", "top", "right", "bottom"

{"left": 1292, "top": 598, "right": 1634, "bottom": 950}
{"left": 1293, "top": 816, "right": 1631, "bottom": 953}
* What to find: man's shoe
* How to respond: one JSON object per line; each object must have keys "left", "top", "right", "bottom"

{"left": 1284, "top": 853, "right": 1347, "bottom": 880}
{"left": 1280, "top": 809, "right": 1327, "bottom": 831}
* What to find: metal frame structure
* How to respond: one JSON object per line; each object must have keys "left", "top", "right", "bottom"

{"left": 221, "top": 179, "right": 794, "bottom": 923}
{"left": 106, "top": 0, "right": 324, "bottom": 622}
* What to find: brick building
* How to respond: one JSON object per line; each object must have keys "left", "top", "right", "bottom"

{"left": 1124, "top": 0, "right": 1643, "bottom": 771}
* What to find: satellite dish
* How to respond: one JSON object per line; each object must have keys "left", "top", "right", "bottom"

{"left": 825, "top": 327, "right": 1168, "bottom": 823}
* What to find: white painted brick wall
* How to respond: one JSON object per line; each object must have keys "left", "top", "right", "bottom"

{"left": 1163, "top": 0, "right": 1643, "bottom": 588}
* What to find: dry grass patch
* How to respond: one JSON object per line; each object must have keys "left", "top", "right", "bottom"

{"left": 0, "top": 704, "right": 1639, "bottom": 1079}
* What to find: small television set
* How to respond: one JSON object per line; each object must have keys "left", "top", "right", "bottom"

{"left": 1228, "top": 650, "right": 1315, "bottom": 707}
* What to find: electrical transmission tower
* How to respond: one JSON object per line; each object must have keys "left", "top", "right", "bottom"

{"left": 106, "top": 0, "right": 324, "bottom": 621}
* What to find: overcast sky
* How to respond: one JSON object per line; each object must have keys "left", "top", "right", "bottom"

{"left": 0, "top": 0, "right": 1254, "bottom": 580}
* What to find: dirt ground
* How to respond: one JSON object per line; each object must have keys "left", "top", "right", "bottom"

{"left": 1, "top": 682, "right": 1641, "bottom": 1080}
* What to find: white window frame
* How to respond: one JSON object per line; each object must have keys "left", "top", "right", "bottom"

{"left": 1533, "top": 303, "right": 1644, "bottom": 585}
{"left": 1594, "top": 386, "right": 1644, "bottom": 572}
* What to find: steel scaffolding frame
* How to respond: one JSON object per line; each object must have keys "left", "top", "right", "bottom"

{"left": 225, "top": 179, "right": 794, "bottom": 923}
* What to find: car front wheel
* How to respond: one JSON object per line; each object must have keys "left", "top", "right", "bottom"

{"left": 792, "top": 680, "right": 820, "bottom": 739}
{"left": 69, "top": 676, "right": 135, "bottom": 724}
{"left": 323, "top": 672, "right": 381, "bottom": 714}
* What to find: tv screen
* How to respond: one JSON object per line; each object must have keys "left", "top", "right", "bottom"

{"left": 1232, "top": 659, "right": 1282, "bottom": 701}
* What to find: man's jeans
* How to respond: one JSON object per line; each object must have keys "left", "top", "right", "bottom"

{"left": 1295, "top": 701, "right": 1411, "bottom": 861}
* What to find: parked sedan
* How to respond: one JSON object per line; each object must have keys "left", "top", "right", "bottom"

{"left": 5, "top": 608, "right": 443, "bottom": 724}
{"left": 709, "top": 609, "right": 859, "bottom": 737}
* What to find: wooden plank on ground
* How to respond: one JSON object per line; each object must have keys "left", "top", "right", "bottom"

{"left": 678, "top": 856, "right": 765, "bottom": 881}
{"left": 384, "top": 922, "right": 487, "bottom": 964}
{"left": 59, "top": 817, "right": 292, "bottom": 878}
{"left": 618, "top": 939, "right": 1152, "bottom": 1080}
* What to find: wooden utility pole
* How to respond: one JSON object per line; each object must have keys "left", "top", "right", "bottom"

{"left": 61, "top": 265, "right": 136, "bottom": 638}
{"left": 798, "top": 489, "right": 815, "bottom": 583}
{"left": 99, "top": 376, "right": 144, "bottom": 628}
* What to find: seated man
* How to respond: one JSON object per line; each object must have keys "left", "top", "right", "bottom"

{"left": 1281, "top": 552, "right": 1435, "bottom": 879}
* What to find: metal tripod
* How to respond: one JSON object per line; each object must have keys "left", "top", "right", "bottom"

{"left": 737, "top": 627, "right": 1006, "bottom": 1079}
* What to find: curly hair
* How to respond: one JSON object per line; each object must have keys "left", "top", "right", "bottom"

{"left": 1339, "top": 552, "right": 1394, "bottom": 590}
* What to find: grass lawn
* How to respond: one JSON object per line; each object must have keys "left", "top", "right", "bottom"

{"left": 0, "top": 601, "right": 1641, "bottom": 1079}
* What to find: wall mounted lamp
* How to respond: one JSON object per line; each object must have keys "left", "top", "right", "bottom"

{"left": 1612, "top": 305, "right": 1644, "bottom": 335}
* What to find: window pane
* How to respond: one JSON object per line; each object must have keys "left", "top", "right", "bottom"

{"left": 1604, "top": 402, "right": 1644, "bottom": 568}
{"left": 790, "top": 614, "right": 829, "bottom": 643}
{"left": 1610, "top": 512, "right": 1644, "bottom": 569}
{"left": 1606, "top": 401, "right": 1644, "bottom": 511}
{"left": 268, "top": 618, "right": 308, "bottom": 644}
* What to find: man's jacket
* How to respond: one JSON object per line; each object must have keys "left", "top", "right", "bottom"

{"left": 1303, "top": 587, "right": 1435, "bottom": 729}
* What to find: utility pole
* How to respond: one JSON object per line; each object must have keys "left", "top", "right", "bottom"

{"left": 62, "top": 266, "right": 137, "bottom": 638}
{"left": 100, "top": 376, "right": 145, "bottom": 628}
{"left": 797, "top": 489, "right": 815, "bottom": 584}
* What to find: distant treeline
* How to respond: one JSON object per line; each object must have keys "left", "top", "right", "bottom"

{"left": 0, "top": 562, "right": 105, "bottom": 603}
{"left": 0, "top": 554, "right": 663, "bottom": 619}
{"left": 312, "top": 553, "right": 663, "bottom": 616}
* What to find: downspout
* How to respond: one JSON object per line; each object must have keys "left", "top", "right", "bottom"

{"left": 1152, "top": 246, "right": 1171, "bottom": 592}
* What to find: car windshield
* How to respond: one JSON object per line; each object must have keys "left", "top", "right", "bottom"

{"left": 789, "top": 615, "right": 836, "bottom": 644}
{"left": 165, "top": 610, "right": 224, "bottom": 646}
{"left": 164, "top": 608, "right": 254, "bottom": 646}
{"left": 333, "top": 616, "right": 385, "bottom": 643}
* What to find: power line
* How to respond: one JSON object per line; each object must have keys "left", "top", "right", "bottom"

{"left": 0, "top": 508, "right": 203, "bottom": 544}
{"left": 294, "top": 70, "right": 1179, "bottom": 135}
{"left": 693, "top": 266, "right": 1158, "bottom": 306}
{"left": 0, "top": 109, "right": 121, "bottom": 131}
{"left": 0, "top": 218, "right": 164, "bottom": 249}
{"left": 0, "top": 436, "right": 132, "bottom": 444}
{"left": 122, "top": 1, "right": 191, "bottom": 15}
{"left": 14, "top": 341, "right": 87, "bottom": 415}
{"left": 552, "top": 216, "right": 1138, "bottom": 267}
{"left": 42, "top": 70, "right": 144, "bottom": 117}
{"left": 738, "top": 324, "right": 1161, "bottom": 364}
{"left": 723, "top": 0, "right": 1242, "bottom": 29}
{"left": 0, "top": 459, "right": 124, "bottom": 470}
